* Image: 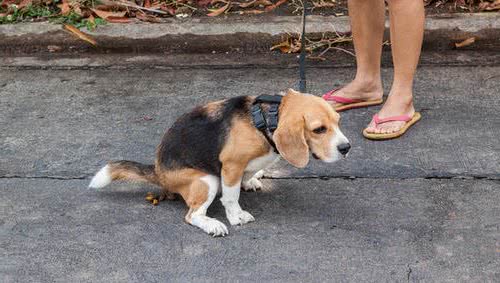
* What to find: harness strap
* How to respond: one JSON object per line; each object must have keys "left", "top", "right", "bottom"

{"left": 254, "top": 94, "right": 283, "bottom": 104}
{"left": 251, "top": 95, "right": 282, "bottom": 154}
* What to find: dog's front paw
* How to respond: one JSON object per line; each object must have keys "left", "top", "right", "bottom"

{"left": 202, "top": 218, "right": 229, "bottom": 237}
{"left": 242, "top": 177, "right": 263, "bottom": 192}
{"left": 227, "top": 210, "right": 255, "bottom": 226}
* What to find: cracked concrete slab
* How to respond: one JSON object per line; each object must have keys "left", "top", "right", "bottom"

{"left": 0, "top": 65, "right": 499, "bottom": 179}
{"left": 1, "top": 178, "right": 498, "bottom": 282}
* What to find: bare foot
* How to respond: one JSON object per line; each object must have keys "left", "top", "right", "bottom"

{"left": 325, "top": 78, "right": 383, "bottom": 107}
{"left": 365, "top": 91, "right": 415, "bottom": 134}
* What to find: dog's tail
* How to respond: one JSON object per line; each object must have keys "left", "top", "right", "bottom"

{"left": 88, "top": 160, "right": 158, "bottom": 189}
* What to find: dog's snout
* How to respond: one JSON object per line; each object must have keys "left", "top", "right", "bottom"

{"left": 337, "top": 143, "right": 351, "bottom": 156}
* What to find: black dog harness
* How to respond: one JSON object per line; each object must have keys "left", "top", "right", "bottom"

{"left": 251, "top": 95, "right": 282, "bottom": 154}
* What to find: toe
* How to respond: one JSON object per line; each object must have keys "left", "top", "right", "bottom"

{"left": 240, "top": 210, "right": 255, "bottom": 223}
{"left": 229, "top": 210, "right": 255, "bottom": 225}
{"left": 222, "top": 224, "right": 229, "bottom": 235}
{"left": 213, "top": 221, "right": 229, "bottom": 237}
{"left": 214, "top": 226, "right": 223, "bottom": 237}
{"left": 366, "top": 118, "right": 381, "bottom": 133}
{"left": 364, "top": 123, "right": 376, "bottom": 133}
{"left": 228, "top": 216, "right": 240, "bottom": 226}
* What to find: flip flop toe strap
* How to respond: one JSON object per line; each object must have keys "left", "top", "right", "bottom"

{"left": 373, "top": 114, "right": 412, "bottom": 126}
{"left": 322, "top": 89, "right": 361, "bottom": 103}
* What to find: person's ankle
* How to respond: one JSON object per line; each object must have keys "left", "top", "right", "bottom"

{"left": 389, "top": 88, "right": 412, "bottom": 97}
{"left": 385, "top": 92, "right": 414, "bottom": 111}
{"left": 352, "top": 76, "right": 382, "bottom": 92}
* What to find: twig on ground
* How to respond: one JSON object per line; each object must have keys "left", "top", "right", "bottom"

{"left": 271, "top": 27, "right": 353, "bottom": 60}
{"left": 100, "top": 0, "right": 169, "bottom": 15}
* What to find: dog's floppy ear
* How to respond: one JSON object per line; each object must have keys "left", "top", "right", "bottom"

{"left": 273, "top": 115, "right": 309, "bottom": 168}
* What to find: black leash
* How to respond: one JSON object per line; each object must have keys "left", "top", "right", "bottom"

{"left": 252, "top": 3, "right": 308, "bottom": 152}
{"left": 298, "top": 0, "right": 308, "bottom": 92}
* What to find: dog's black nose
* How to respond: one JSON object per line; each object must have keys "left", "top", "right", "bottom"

{"left": 337, "top": 143, "right": 351, "bottom": 156}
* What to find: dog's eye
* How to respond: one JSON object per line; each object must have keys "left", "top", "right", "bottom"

{"left": 313, "top": 126, "right": 327, "bottom": 134}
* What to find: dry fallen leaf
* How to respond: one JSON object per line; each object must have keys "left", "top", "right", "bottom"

{"left": 100, "top": 0, "right": 168, "bottom": 15}
{"left": 255, "top": 0, "right": 273, "bottom": 5}
{"left": 57, "top": 0, "right": 71, "bottom": 15}
{"left": 63, "top": 24, "right": 97, "bottom": 46}
{"left": 265, "top": 0, "right": 287, "bottom": 12}
{"left": 455, "top": 37, "right": 475, "bottom": 48}
{"left": 211, "top": 0, "right": 230, "bottom": 5}
{"left": 479, "top": 0, "right": 500, "bottom": 11}
{"left": 197, "top": 0, "right": 212, "bottom": 6}
{"left": 136, "top": 11, "right": 161, "bottom": 22}
{"left": 240, "top": 9, "right": 266, "bottom": 14}
{"left": 159, "top": 4, "right": 176, "bottom": 15}
{"left": 91, "top": 8, "right": 127, "bottom": 19}
{"left": 271, "top": 38, "right": 300, "bottom": 53}
{"left": 1, "top": 0, "right": 17, "bottom": 5}
{"left": 71, "top": 2, "right": 84, "bottom": 16}
{"left": 18, "top": 0, "right": 33, "bottom": 9}
{"left": 236, "top": 0, "right": 272, "bottom": 8}
{"left": 313, "top": 0, "right": 336, "bottom": 9}
{"left": 207, "top": 2, "right": 230, "bottom": 16}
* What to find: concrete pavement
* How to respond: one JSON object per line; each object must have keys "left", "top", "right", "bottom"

{"left": 1, "top": 63, "right": 499, "bottom": 179}
{"left": 1, "top": 55, "right": 499, "bottom": 282}
{"left": 1, "top": 178, "right": 499, "bottom": 282}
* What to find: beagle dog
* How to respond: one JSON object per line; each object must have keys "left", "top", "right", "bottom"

{"left": 89, "top": 89, "right": 350, "bottom": 236}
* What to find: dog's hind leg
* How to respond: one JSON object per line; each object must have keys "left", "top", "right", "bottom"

{"left": 159, "top": 190, "right": 178, "bottom": 201}
{"left": 183, "top": 175, "right": 228, "bottom": 237}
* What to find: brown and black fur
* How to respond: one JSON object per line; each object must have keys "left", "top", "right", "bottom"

{"left": 103, "top": 95, "right": 264, "bottom": 198}
{"left": 156, "top": 95, "right": 254, "bottom": 176}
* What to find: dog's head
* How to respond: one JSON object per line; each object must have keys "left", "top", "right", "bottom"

{"left": 273, "top": 89, "right": 350, "bottom": 168}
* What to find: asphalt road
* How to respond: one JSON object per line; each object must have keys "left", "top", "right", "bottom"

{"left": 1, "top": 55, "right": 499, "bottom": 282}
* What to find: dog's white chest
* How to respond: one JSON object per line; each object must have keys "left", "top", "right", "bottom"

{"left": 245, "top": 150, "right": 279, "bottom": 172}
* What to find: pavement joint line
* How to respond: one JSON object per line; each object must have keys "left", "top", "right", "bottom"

{"left": 262, "top": 176, "right": 500, "bottom": 181}
{"left": 1, "top": 62, "right": 500, "bottom": 71}
{"left": 0, "top": 175, "right": 88, "bottom": 180}
{"left": 1, "top": 175, "right": 498, "bottom": 181}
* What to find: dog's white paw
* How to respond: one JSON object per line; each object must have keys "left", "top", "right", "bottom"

{"left": 192, "top": 216, "right": 229, "bottom": 237}
{"left": 227, "top": 210, "right": 255, "bottom": 226}
{"left": 204, "top": 218, "right": 229, "bottom": 237}
{"left": 242, "top": 177, "right": 263, "bottom": 191}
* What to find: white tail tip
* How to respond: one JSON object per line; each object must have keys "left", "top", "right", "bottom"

{"left": 89, "top": 165, "right": 112, "bottom": 189}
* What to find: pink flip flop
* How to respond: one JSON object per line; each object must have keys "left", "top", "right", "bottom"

{"left": 322, "top": 88, "right": 383, "bottom": 112}
{"left": 363, "top": 112, "right": 422, "bottom": 140}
